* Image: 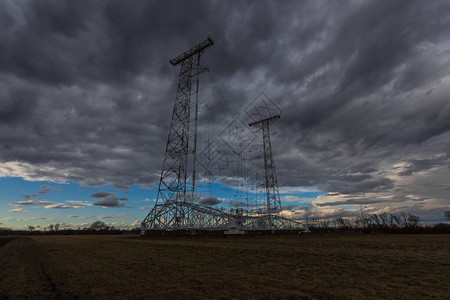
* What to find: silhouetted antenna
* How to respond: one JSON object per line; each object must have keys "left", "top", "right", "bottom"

{"left": 169, "top": 37, "right": 213, "bottom": 66}
{"left": 249, "top": 115, "right": 282, "bottom": 213}
{"left": 141, "top": 39, "right": 305, "bottom": 234}
{"left": 141, "top": 37, "right": 213, "bottom": 230}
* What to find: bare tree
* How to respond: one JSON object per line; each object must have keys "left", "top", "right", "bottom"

{"left": 371, "top": 214, "right": 381, "bottom": 228}
{"left": 90, "top": 221, "right": 108, "bottom": 231}
{"left": 379, "top": 213, "right": 389, "bottom": 227}
{"left": 388, "top": 214, "right": 397, "bottom": 228}
{"left": 319, "top": 219, "right": 330, "bottom": 231}
{"left": 399, "top": 212, "right": 408, "bottom": 228}
{"left": 336, "top": 217, "right": 352, "bottom": 231}
{"left": 444, "top": 210, "right": 450, "bottom": 222}
{"left": 0, "top": 227, "right": 12, "bottom": 235}
{"left": 406, "top": 214, "right": 420, "bottom": 228}
{"left": 391, "top": 214, "right": 401, "bottom": 227}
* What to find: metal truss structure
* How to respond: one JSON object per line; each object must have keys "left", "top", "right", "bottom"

{"left": 144, "top": 200, "right": 304, "bottom": 231}
{"left": 140, "top": 38, "right": 306, "bottom": 234}
{"left": 141, "top": 37, "right": 213, "bottom": 232}
{"left": 249, "top": 115, "right": 282, "bottom": 213}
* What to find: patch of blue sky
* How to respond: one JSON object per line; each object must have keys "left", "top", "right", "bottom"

{"left": 0, "top": 177, "right": 156, "bottom": 228}
{"left": 1, "top": 176, "right": 324, "bottom": 229}
{"left": 192, "top": 181, "right": 249, "bottom": 201}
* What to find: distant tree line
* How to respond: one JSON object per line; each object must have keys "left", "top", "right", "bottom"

{"left": 2, "top": 212, "right": 450, "bottom": 236}
{"left": 0, "top": 227, "right": 13, "bottom": 235}
{"left": 0, "top": 221, "right": 140, "bottom": 236}
{"left": 307, "top": 211, "right": 450, "bottom": 234}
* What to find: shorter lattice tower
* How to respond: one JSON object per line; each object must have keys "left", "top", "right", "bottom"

{"left": 249, "top": 115, "right": 282, "bottom": 214}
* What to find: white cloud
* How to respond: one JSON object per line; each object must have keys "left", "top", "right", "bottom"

{"left": 0, "top": 161, "right": 67, "bottom": 183}
{"left": 281, "top": 195, "right": 316, "bottom": 203}
{"left": 66, "top": 201, "right": 92, "bottom": 208}
{"left": 8, "top": 208, "right": 28, "bottom": 213}
{"left": 279, "top": 186, "right": 321, "bottom": 193}
{"left": 130, "top": 220, "right": 141, "bottom": 228}
{"left": 16, "top": 217, "right": 56, "bottom": 221}
{"left": 282, "top": 207, "right": 357, "bottom": 221}
{"left": 11, "top": 200, "right": 52, "bottom": 206}
{"left": 45, "top": 204, "right": 73, "bottom": 209}
{"left": 142, "top": 198, "right": 155, "bottom": 202}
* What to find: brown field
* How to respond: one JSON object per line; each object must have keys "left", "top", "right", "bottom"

{"left": 0, "top": 234, "right": 449, "bottom": 299}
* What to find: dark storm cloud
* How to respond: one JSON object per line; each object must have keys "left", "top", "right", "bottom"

{"left": 0, "top": 0, "right": 450, "bottom": 218}
{"left": 93, "top": 196, "right": 125, "bottom": 208}
{"left": 198, "top": 196, "right": 221, "bottom": 206}
{"left": 91, "top": 191, "right": 113, "bottom": 198}
{"left": 326, "top": 178, "right": 395, "bottom": 195}
{"left": 38, "top": 185, "right": 60, "bottom": 194}
{"left": 398, "top": 155, "right": 449, "bottom": 176}
{"left": 38, "top": 188, "right": 51, "bottom": 194}
{"left": 91, "top": 191, "right": 127, "bottom": 208}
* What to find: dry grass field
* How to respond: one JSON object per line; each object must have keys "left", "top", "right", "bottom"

{"left": 0, "top": 234, "right": 449, "bottom": 299}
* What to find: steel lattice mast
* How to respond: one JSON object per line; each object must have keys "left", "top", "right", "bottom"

{"left": 140, "top": 39, "right": 306, "bottom": 234}
{"left": 249, "top": 115, "right": 282, "bottom": 214}
{"left": 141, "top": 37, "right": 213, "bottom": 231}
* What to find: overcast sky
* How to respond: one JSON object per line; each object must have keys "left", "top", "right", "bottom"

{"left": 1, "top": 0, "right": 450, "bottom": 228}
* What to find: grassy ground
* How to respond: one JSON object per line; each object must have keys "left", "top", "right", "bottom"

{"left": 0, "top": 234, "right": 449, "bottom": 299}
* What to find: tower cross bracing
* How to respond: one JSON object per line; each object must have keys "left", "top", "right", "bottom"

{"left": 141, "top": 37, "right": 213, "bottom": 231}
{"left": 140, "top": 38, "right": 306, "bottom": 234}
{"left": 249, "top": 115, "right": 282, "bottom": 214}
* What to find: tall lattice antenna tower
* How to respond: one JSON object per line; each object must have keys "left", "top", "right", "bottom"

{"left": 141, "top": 40, "right": 306, "bottom": 235}
{"left": 249, "top": 115, "right": 282, "bottom": 214}
{"left": 141, "top": 37, "right": 213, "bottom": 231}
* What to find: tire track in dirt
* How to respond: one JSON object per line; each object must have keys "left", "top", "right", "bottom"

{"left": 0, "top": 237, "right": 79, "bottom": 299}
{"left": 31, "top": 238, "right": 80, "bottom": 300}
{"left": 0, "top": 237, "right": 17, "bottom": 247}
{"left": 19, "top": 237, "right": 63, "bottom": 299}
{"left": 37, "top": 260, "right": 80, "bottom": 300}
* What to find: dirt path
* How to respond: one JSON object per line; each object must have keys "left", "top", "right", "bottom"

{"left": 0, "top": 237, "right": 77, "bottom": 300}
{"left": 0, "top": 237, "right": 16, "bottom": 247}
